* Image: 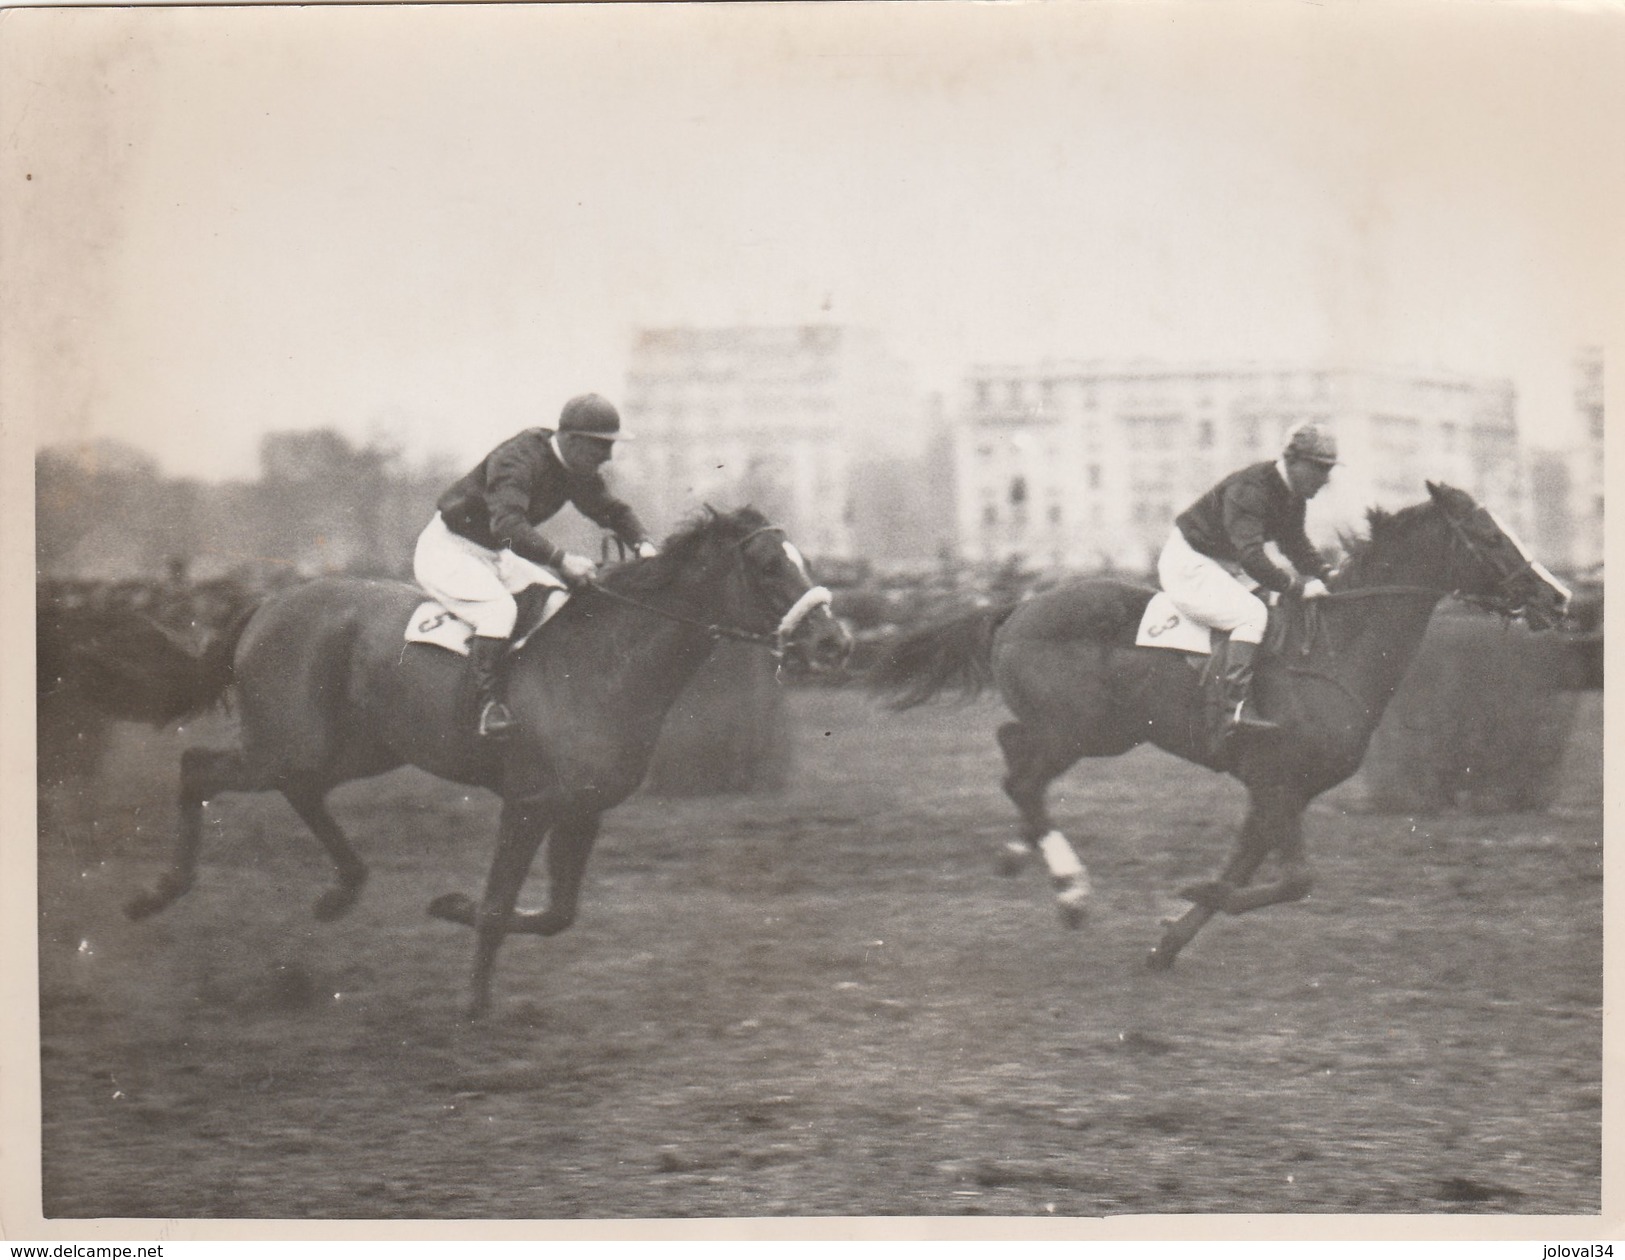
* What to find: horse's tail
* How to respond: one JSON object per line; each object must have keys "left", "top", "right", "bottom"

{"left": 867, "top": 601, "right": 1019, "bottom": 711}
{"left": 68, "top": 602, "right": 258, "bottom": 726}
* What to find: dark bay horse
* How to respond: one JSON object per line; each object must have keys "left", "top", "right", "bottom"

{"left": 106, "top": 507, "right": 851, "bottom": 1017}
{"left": 868, "top": 483, "right": 1571, "bottom": 968}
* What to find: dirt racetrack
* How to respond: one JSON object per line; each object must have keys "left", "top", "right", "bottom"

{"left": 37, "top": 686, "right": 1602, "bottom": 1219}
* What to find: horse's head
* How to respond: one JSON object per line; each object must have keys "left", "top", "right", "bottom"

{"left": 646, "top": 507, "right": 852, "bottom": 671}
{"left": 1426, "top": 481, "right": 1571, "bottom": 631}
{"left": 724, "top": 509, "right": 854, "bottom": 672}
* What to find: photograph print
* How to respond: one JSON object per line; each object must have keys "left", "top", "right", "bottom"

{"left": 6, "top": 0, "right": 1615, "bottom": 1235}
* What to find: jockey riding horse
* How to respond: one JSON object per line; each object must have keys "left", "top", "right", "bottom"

{"left": 413, "top": 394, "right": 657, "bottom": 738}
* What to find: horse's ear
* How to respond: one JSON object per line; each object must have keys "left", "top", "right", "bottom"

{"left": 1425, "top": 480, "right": 1444, "bottom": 501}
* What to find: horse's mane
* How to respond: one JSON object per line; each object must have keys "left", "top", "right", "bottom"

{"left": 1332, "top": 498, "right": 1438, "bottom": 589}
{"left": 599, "top": 505, "right": 773, "bottom": 596}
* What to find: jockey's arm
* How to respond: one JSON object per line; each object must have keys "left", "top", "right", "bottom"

{"left": 1277, "top": 526, "right": 1332, "bottom": 586}
{"left": 484, "top": 448, "right": 565, "bottom": 569}
{"left": 571, "top": 478, "right": 654, "bottom": 556}
{"left": 1221, "top": 485, "right": 1298, "bottom": 594}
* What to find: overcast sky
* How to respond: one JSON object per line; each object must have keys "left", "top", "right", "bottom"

{"left": 5, "top": 1, "right": 1620, "bottom": 482}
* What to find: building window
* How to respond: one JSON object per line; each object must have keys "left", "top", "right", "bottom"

{"left": 1087, "top": 465, "right": 1101, "bottom": 489}
{"left": 1006, "top": 380, "right": 1023, "bottom": 408}
{"left": 1009, "top": 476, "right": 1028, "bottom": 506}
{"left": 976, "top": 381, "right": 991, "bottom": 408}
{"left": 1198, "top": 420, "right": 1214, "bottom": 448}
{"left": 983, "top": 504, "right": 998, "bottom": 527}
{"left": 1048, "top": 504, "right": 1062, "bottom": 525}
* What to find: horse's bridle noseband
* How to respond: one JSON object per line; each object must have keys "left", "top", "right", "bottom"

{"left": 584, "top": 523, "right": 833, "bottom": 657}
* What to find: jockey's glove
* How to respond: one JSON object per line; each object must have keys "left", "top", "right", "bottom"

{"left": 1299, "top": 578, "right": 1330, "bottom": 600}
{"left": 559, "top": 552, "right": 598, "bottom": 587}
{"left": 635, "top": 541, "right": 660, "bottom": 559}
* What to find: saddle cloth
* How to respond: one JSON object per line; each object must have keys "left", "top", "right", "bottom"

{"left": 405, "top": 581, "right": 569, "bottom": 657}
{"left": 1134, "top": 592, "right": 1219, "bottom": 654}
{"left": 1134, "top": 588, "right": 1286, "bottom": 656}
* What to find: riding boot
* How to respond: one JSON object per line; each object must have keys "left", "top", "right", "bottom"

{"left": 467, "top": 635, "right": 516, "bottom": 738}
{"left": 1219, "top": 640, "right": 1278, "bottom": 742}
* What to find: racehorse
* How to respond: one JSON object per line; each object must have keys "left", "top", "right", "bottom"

{"left": 867, "top": 482, "right": 1571, "bottom": 969}
{"left": 101, "top": 507, "right": 851, "bottom": 1017}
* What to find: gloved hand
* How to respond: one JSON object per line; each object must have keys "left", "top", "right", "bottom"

{"left": 558, "top": 552, "right": 598, "bottom": 587}
{"left": 1300, "top": 578, "right": 1330, "bottom": 600}
{"left": 635, "top": 541, "right": 660, "bottom": 560}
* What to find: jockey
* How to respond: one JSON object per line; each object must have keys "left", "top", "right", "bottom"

{"left": 413, "top": 393, "right": 657, "bottom": 738}
{"left": 1158, "top": 420, "right": 1337, "bottom": 742}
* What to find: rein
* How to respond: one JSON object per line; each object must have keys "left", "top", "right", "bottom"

{"left": 1319, "top": 585, "right": 1439, "bottom": 602}
{"left": 579, "top": 523, "right": 833, "bottom": 655}
{"left": 583, "top": 580, "right": 783, "bottom": 647}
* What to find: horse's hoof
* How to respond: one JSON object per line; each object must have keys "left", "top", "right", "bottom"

{"left": 124, "top": 887, "right": 176, "bottom": 921}
{"left": 1055, "top": 890, "right": 1090, "bottom": 929}
{"left": 1146, "top": 946, "right": 1178, "bottom": 972}
{"left": 1178, "top": 880, "right": 1235, "bottom": 912}
{"left": 314, "top": 886, "right": 360, "bottom": 922}
{"left": 123, "top": 893, "right": 162, "bottom": 921}
{"left": 428, "top": 892, "right": 476, "bottom": 926}
{"left": 995, "top": 843, "right": 1030, "bottom": 878}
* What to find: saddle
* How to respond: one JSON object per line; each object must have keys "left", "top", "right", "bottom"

{"left": 404, "top": 583, "right": 567, "bottom": 657}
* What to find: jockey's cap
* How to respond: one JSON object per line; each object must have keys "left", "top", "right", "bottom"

{"left": 558, "top": 393, "right": 633, "bottom": 441}
{"left": 1282, "top": 421, "right": 1338, "bottom": 466}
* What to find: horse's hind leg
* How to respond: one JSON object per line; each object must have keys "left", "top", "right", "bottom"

{"left": 281, "top": 778, "right": 367, "bottom": 921}
{"left": 997, "top": 720, "right": 1090, "bottom": 927}
{"left": 125, "top": 746, "right": 268, "bottom": 920}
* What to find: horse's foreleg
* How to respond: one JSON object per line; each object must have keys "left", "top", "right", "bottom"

{"left": 997, "top": 721, "right": 1090, "bottom": 926}
{"left": 1147, "top": 803, "right": 1274, "bottom": 969}
{"left": 428, "top": 812, "right": 602, "bottom": 937}
{"left": 465, "top": 797, "right": 551, "bottom": 1019}
{"left": 282, "top": 779, "right": 367, "bottom": 921}
{"left": 521, "top": 809, "right": 601, "bottom": 936}
{"left": 125, "top": 746, "right": 261, "bottom": 921}
{"left": 1213, "top": 798, "right": 1313, "bottom": 914}
{"left": 1149, "top": 789, "right": 1313, "bottom": 967}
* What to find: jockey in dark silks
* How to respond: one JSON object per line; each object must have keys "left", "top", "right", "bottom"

{"left": 413, "top": 393, "right": 656, "bottom": 737}
{"left": 1157, "top": 421, "right": 1337, "bottom": 745}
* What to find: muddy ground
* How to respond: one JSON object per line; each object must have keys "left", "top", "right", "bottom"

{"left": 36, "top": 687, "right": 1602, "bottom": 1219}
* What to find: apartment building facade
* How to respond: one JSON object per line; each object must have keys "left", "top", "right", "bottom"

{"left": 954, "top": 362, "right": 1526, "bottom": 573}
{"left": 614, "top": 325, "right": 923, "bottom": 560}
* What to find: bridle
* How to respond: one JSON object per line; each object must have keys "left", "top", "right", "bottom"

{"left": 1285, "top": 499, "right": 1566, "bottom": 706}
{"left": 581, "top": 523, "right": 834, "bottom": 658}
{"left": 1434, "top": 501, "right": 1567, "bottom": 620}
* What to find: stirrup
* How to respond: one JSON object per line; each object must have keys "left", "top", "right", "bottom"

{"left": 1227, "top": 700, "right": 1279, "bottom": 734}
{"left": 477, "top": 700, "right": 517, "bottom": 738}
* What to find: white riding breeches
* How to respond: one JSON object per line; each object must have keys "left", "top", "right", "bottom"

{"left": 1157, "top": 528, "right": 1268, "bottom": 645}
{"left": 412, "top": 513, "right": 564, "bottom": 639}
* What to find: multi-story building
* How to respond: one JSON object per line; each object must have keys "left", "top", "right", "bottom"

{"left": 615, "top": 325, "right": 924, "bottom": 560}
{"left": 954, "top": 362, "right": 1526, "bottom": 573}
{"left": 1572, "top": 347, "right": 1605, "bottom": 572}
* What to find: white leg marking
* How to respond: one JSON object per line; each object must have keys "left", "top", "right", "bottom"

{"left": 1038, "top": 831, "right": 1088, "bottom": 890}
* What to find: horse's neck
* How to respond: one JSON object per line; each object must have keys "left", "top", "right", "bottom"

{"left": 1328, "top": 596, "right": 1443, "bottom": 714}
{"left": 580, "top": 568, "right": 735, "bottom": 705}
{"left": 1320, "top": 516, "right": 1452, "bottom": 714}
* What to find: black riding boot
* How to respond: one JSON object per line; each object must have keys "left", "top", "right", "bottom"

{"left": 1218, "top": 640, "right": 1278, "bottom": 743}
{"left": 467, "top": 635, "right": 516, "bottom": 738}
